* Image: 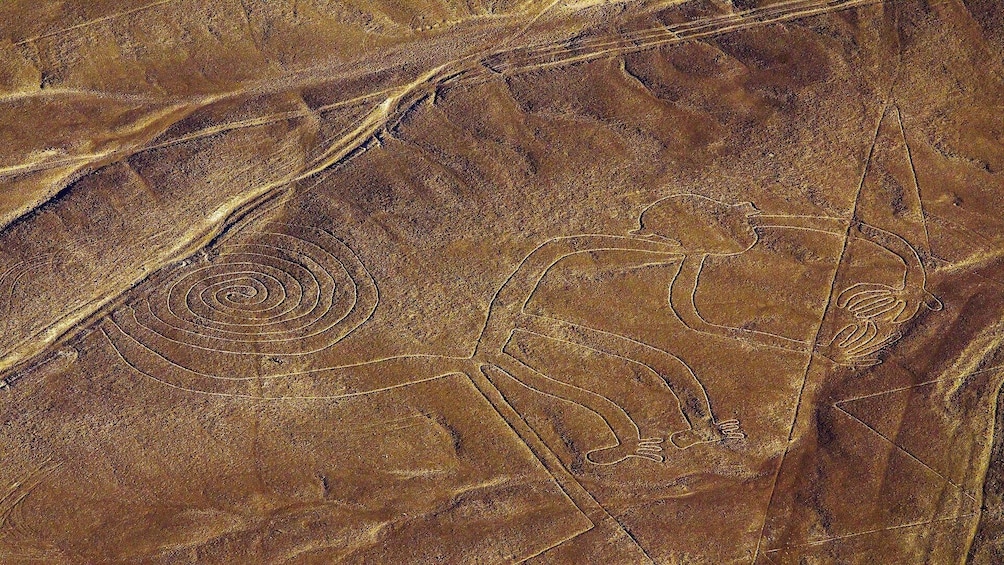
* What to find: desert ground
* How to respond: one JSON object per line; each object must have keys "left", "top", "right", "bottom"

{"left": 1, "top": 0, "right": 1003, "bottom": 562}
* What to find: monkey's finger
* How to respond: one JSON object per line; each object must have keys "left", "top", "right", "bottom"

{"left": 838, "top": 324, "right": 868, "bottom": 348}
{"left": 843, "top": 289, "right": 892, "bottom": 308}
{"left": 849, "top": 296, "right": 896, "bottom": 315}
{"left": 844, "top": 290, "right": 891, "bottom": 309}
{"left": 859, "top": 304, "right": 901, "bottom": 321}
{"left": 886, "top": 301, "right": 911, "bottom": 324}
{"left": 861, "top": 321, "right": 879, "bottom": 343}
{"left": 832, "top": 325, "right": 858, "bottom": 346}
{"left": 846, "top": 332, "right": 900, "bottom": 357}
{"left": 845, "top": 321, "right": 878, "bottom": 348}
{"left": 855, "top": 299, "right": 901, "bottom": 319}
{"left": 837, "top": 284, "right": 885, "bottom": 306}
{"left": 850, "top": 357, "right": 883, "bottom": 367}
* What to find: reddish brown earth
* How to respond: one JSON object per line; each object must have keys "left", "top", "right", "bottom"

{"left": 1, "top": 0, "right": 1003, "bottom": 562}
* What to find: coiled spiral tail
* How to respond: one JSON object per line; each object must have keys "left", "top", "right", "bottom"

{"left": 115, "top": 224, "right": 377, "bottom": 358}
{"left": 102, "top": 223, "right": 472, "bottom": 400}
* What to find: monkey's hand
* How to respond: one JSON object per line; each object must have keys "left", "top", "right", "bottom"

{"left": 837, "top": 282, "right": 941, "bottom": 324}
{"left": 824, "top": 321, "right": 901, "bottom": 367}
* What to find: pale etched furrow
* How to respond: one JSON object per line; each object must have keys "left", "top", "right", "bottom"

{"left": 11, "top": 0, "right": 177, "bottom": 46}
{"left": 122, "top": 225, "right": 376, "bottom": 356}
{"left": 484, "top": 0, "right": 882, "bottom": 74}
{"left": 1, "top": 0, "right": 878, "bottom": 183}
{"left": 0, "top": 87, "right": 395, "bottom": 182}
{"left": 0, "top": 0, "right": 885, "bottom": 381}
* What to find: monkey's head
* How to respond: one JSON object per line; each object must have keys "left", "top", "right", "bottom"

{"left": 632, "top": 194, "right": 759, "bottom": 254}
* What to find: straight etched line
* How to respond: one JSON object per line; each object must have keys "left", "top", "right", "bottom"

{"left": 465, "top": 367, "right": 656, "bottom": 564}
{"left": 751, "top": 102, "right": 890, "bottom": 561}
{"left": 833, "top": 403, "right": 978, "bottom": 504}
{"left": 896, "top": 107, "right": 935, "bottom": 259}
{"left": 13, "top": 0, "right": 177, "bottom": 46}
{"left": 764, "top": 513, "right": 978, "bottom": 552}
{"left": 459, "top": 370, "right": 601, "bottom": 557}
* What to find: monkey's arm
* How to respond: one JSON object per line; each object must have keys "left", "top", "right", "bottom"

{"left": 849, "top": 221, "right": 926, "bottom": 286}
{"left": 750, "top": 214, "right": 938, "bottom": 322}
{"left": 517, "top": 315, "right": 716, "bottom": 430}
{"left": 475, "top": 235, "right": 682, "bottom": 355}
{"left": 749, "top": 215, "right": 926, "bottom": 284}
{"left": 836, "top": 221, "right": 941, "bottom": 322}
{"left": 669, "top": 255, "right": 812, "bottom": 352}
{"left": 749, "top": 214, "right": 848, "bottom": 235}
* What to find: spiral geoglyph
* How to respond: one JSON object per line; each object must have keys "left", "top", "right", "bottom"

{"left": 113, "top": 224, "right": 377, "bottom": 359}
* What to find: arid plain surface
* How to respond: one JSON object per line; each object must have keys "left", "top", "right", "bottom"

{"left": 1, "top": 0, "right": 1003, "bottom": 562}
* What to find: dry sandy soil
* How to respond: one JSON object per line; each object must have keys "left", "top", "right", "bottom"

{"left": 1, "top": 0, "right": 1003, "bottom": 562}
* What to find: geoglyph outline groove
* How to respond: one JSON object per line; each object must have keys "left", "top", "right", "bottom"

{"left": 98, "top": 188, "right": 940, "bottom": 471}
{"left": 112, "top": 223, "right": 377, "bottom": 357}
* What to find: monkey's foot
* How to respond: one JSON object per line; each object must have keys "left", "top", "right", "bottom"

{"left": 717, "top": 419, "right": 745, "bottom": 441}
{"left": 670, "top": 419, "right": 745, "bottom": 449}
{"left": 586, "top": 438, "right": 664, "bottom": 465}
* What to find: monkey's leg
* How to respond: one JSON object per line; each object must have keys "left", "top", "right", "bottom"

{"left": 485, "top": 353, "right": 662, "bottom": 465}
{"left": 515, "top": 317, "right": 732, "bottom": 447}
